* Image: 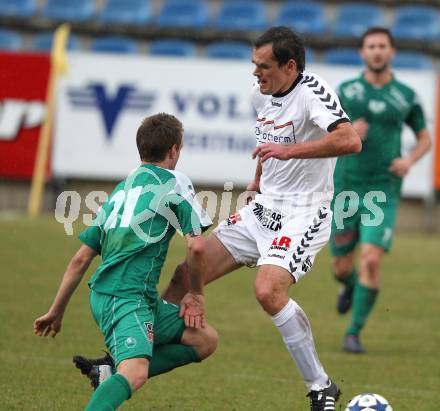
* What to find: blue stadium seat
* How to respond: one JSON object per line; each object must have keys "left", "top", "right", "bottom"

{"left": 275, "top": 2, "right": 326, "bottom": 35}
{"left": 0, "top": 29, "right": 22, "bottom": 50}
{"left": 205, "top": 41, "right": 251, "bottom": 60}
{"left": 149, "top": 39, "right": 197, "bottom": 57}
{"left": 393, "top": 52, "right": 433, "bottom": 70}
{"left": 215, "top": 1, "right": 268, "bottom": 31}
{"left": 31, "top": 32, "right": 80, "bottom": 51}
{"left": 305, "top": 48, "right": 315, "bottom": 64}
{"left": 392, "top": 6, "right": 440, "bottom": 41}
{"left": 157, "top": 0, "right": 209, "bottom": 28}
{"left": 333, "top": 4, "right": 383, "bottom": 37}
{"left": 0, "top": 0, "right": 36, "bottom": 17}
{"left": 91, "top": 36, "right": 139, "bottom": 54}
{"left": 99, "top": 0, "right": 151, "bottom": 25}
{"left": 42, "top": 0, "right": 94, "bottom": 22}
{"left": 324, "top": 48, "right": 363, "bottom": 66}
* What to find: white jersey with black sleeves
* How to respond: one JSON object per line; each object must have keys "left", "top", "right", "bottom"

{"left": 252, "top": 71, "right": 350, "bottom": 207}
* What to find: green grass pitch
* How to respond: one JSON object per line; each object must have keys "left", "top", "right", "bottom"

{"left": 1, "top": 216, "right": 439, "bottom": 410}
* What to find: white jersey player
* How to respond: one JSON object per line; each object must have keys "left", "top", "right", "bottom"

{"left": 166, "top": 26, "right": 362, "bottom": 411}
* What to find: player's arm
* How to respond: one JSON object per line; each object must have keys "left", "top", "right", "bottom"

{"left": 33, "top": 244, "right": 98, "bottom": 338}
{"left": 179, "top": 234, "right": 206, "bottom": 329}
{"left": 253, "top": 122, "right": 361, "bottom": 162}
{"left": 389, "top": 128, "right": 431, "bottom": 177}
{"left": 245, "top": 159, "right": 262, "bottom": 203}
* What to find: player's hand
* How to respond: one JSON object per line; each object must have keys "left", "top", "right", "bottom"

{"left": 352, "top": 118, "right": 369, "bottom": 140}
{"left": 245, "top": 180, "right": 260, "bottom": 204}
{"left": 33, "top": 312, "right": 62, "bottom": 338}
{"left": 252, "top": 143, "right": 291, "bottom": 163}
{"left": 179, "top": 292, "right": 206, "bottom": 329}
{"left": 388, "top": 157, "right": 412, "bottom": 177}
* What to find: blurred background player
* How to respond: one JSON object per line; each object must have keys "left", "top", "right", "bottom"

{"left": 33, "top": 113, "right": 218, "bottom": 410}
{"left": 330, "top": 27, "right": 431, "bottom": 354}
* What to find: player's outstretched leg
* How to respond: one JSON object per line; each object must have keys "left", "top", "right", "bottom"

{"left": 74, "top": 324, "right": 218, "bottom": 390}
{"left": 161, "top": 262, "right": 191, "bottom": 305}
{"left": 162, "top": 234, "right": 242, "bottom": 304}
{"left": 254, "top": 265, "right": 340, "bottom": 411}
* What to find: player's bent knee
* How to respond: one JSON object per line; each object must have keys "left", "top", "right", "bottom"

{"left": 254, "top": 284, "right": 273, "bottom": 307}
{"left": 182, "top": 325, "right": 219, "bottom": 360}
{"left": 117, "top": 358, "right": 149, "bottom": 392}
{"left": 188, "top": 236, "right": 206, "bottom": 258}
{"left": 130, "top": 369, "right": 148, "bottom": 392}
{"left": 197, "top": 325, "right": 219, "bottom": 360}
{"left": 361, "top": 253, "right": 381, "bottom": 276}
{"left": 254, "top": 283, "right": 283, "bottom": 314}
{"left": 332, "top": 256, "right": 353, "bottom": 277}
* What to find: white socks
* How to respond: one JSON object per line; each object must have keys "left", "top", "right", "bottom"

{"left": 271, "top": 298, "right": 329, "bottom": 390}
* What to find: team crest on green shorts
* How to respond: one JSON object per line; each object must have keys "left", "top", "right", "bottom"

{"left": 144, "top": 322, "right": 154, "bottom": 342}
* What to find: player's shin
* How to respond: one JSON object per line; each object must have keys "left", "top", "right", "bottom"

{"left": 271, "top": 299, "right": 329, "bottom": 390}
{"left": 346, "top": 282, "right": 379, "bottom": 336}
{"left": 84, "top": 373, "right": 132, "bottom": 411}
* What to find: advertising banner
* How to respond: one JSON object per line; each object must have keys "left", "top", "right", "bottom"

{"left": 53, "top": 53, "right": 436, "bottom": 199}
{"left": 53, "top": 53, "right": 256, "bottom": 184}
{"left": 0, "top": 52, "right": 50, "bottom": 179}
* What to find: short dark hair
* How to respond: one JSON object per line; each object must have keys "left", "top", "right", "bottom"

{"left": 360, "top": 27, "right": 395, "bottom": 48}
{"left": 254, "top": 26, "right": 305, "bottom": 72}
{"left": 136, "top": 113, "right": 183, "bottom": 162}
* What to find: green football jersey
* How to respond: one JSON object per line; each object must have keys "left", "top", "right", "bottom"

{"left": 79, "top": 164, "right": 212, "bottom": 304}
{"left": 335, "top": 74, "right": 426, "bottom": 189}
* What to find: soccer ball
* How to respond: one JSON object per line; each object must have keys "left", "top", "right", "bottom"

{"left": 345, "top": 393, "right": 393, "bottom": 411}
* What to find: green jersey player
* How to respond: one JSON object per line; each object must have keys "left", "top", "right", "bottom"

{"left": 34, "top": 113, "right": 218, "bottom": 410}
{"left": 329, "top": 28, "right": 431, "bottom": 353}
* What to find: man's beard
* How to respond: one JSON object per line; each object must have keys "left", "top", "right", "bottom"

{"left": 367, "top": 61, "right": 389, "bottom": 74}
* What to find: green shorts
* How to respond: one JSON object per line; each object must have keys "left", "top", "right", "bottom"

{"left": 329, "top": 185, "right": 399, "bottom": 256}
{"left": 89, "top": 290, "right": 185, "bottom": 366}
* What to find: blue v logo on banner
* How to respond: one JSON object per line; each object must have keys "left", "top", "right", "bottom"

{"left": 67, "top": 83, "right": 156, "bottom": 139}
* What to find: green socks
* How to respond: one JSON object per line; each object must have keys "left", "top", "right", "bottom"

{"left": 334, "top": 269, "right": 358, "bottom": 289}
{"left": 346, "top": 282, "right": 379, "bottom": 336}
{"left": 85, "top": 373, "right": 132, "bottom": 411}
{"left": 149, "top": 344, "right": 200, "bottom": 378}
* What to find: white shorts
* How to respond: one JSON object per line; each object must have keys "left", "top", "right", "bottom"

{"left": 213, "top": 200, "right": 332, "bottom": 282}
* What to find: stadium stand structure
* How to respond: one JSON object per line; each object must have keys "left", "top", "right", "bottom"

{"left": 275, "top": 2, "right": 326, "bottom": 35}
{"left": 391, "top": 5, "right": 440, "bottom": 41}
{"left": 42, "top": 0, "right": 95, "bottom": 22}
{"left": 0, "top": 0, "right": 36, "bottom": 17}
{"left": 324, "top": 48, "right": 363, "bottom": 66}
{"left": 215, "top": 1, "right": 268, "bottom": 31}
{"left": 90, "top": 36, "right": 139, "bottom": 53}
{"left": 0, "top": 29, "right": 22, "bottom": 50}
{"left": 205, "top": 41, "right": 251, "bottom": 60}
{"left": 31, "top": 31, "right": 80, "bottom": 51}
{"left": 99, "top": 0, "right": 152, "bottom": 25}
{"left": 332, "top": 4, "right": 384, "bottom": 37}
{"left": 0, "top": 0, "right": 438, "bottom": 66}
{"left": 149, "top": 38, "right": 197, "bottom": 56}
{"left": 156, "top": 0, "right": 209, "bottom": 28}
{"left": 392, "top": 52, "right": 434, "bottom": 69}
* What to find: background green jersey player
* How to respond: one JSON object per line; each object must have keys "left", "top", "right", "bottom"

{"left": 34, "top": 113, "right": 218, "bottom": 410}
{"left": 330, "top": 27, "right": 431, "bottom": 354}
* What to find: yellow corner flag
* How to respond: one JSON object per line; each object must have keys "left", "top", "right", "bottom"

{"left": 28, "top": 23, "right": 70, "bottom": 217}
